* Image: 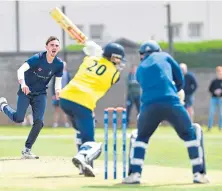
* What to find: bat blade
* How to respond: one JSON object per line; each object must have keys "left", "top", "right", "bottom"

{"left": 50, "top": 7, "right": 87, "bottom": 44}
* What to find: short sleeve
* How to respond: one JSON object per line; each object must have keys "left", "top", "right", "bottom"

{"left": 55, "top": 63, "right": 64, "bottom": 77}
{"left": 26, "top": 53, "right": 40, "bottom": 68}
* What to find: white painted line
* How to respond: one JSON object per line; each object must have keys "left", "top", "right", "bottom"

{"left": 0, "top": 133, "right": 221, "bottom": 140}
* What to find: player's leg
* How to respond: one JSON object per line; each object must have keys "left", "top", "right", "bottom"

{"left": 187, "top": 106, "right": 194, "bottom": 121}
{"left": 75, "top": 131, "right": 85, "bottom": 175}
{"left": 71, "top": 115, "right": 84, "bottom": 175}
{"left": 70, "top": 115, "right": 84, "bottom": 175}
{"left": 60, "top": 98, "right": 100, "bottom": 177}
{"left": 72, "top": 110, "right": 101, "bottom": 177}
{"left": 123, "top": 104, "right": 162, "bottom": 184}
{"left": 185, "top": 95, "right": 194, "bottom": 121}
{"left": 75, "top": 131, "right": 82, "bottom": 151}
{"left": 166, "top": 103, "right": 209, "bottom": 183}
{"left": 0, "top": 93, "right": 30, "bottom": 123}
{"left": 22, "top": 94, "right": 46, "bottom": 159}
{"left": 27, "top": 113, "right": 33, "bottom": 125}
{"left": 218, "top": 98, "right": 222, "bottom": 130}
{"left": 71, "top": 115, "right": 94, "bottom": 175}
{"left": 68, "top": 115, "right": 81, "bottom": 150}
{"left": 134, "top": 95, "right": 141, "bottom": 114}
{"left": 62, "top": 112, "right": 70, "bottom": 128}
{"left": 208, "top": 97, "right": 217, "bottom": 131}
{"left": 127, "top": 129, "right": 138, "bottom": 176}
{"left": 92, "top": 111, "right": 97, "bottom": 129}
{"left": 126, "top": 95, "right": 133, "bottom": 127}
{"left": 74, "top": 112, "right": 95, "bottom": 169}
{"left": 62, "top": 107, "right": 84, "bottom": 175}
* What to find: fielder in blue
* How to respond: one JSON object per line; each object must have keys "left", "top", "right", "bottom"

{"left": 123, "top": 40, "right": 209, "bottom": 184}
{"left": 0, "top": 36, "right": 64, "bottom": 159}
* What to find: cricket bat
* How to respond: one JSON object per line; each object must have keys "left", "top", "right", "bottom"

{"left": 50, "top": 7, "right": 88, "bottom": 44}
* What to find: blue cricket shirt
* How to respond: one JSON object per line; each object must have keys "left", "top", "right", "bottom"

{"left": 136, "top": 52, "right": 184, "bottom": 106}
{"left": 19, "top": 51, "right": 64, "bottom": 95}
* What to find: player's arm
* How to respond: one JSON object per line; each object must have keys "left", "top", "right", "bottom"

{"left": 55, "top": 77, "right": 62, "bottom": 98}
{"left": 17, "top": 54, "right": 40, "bottom": 95}
{"left": 17, "top": 62, "right": 31, "bottom": 95}
{"left": 54, "top": 63, "right": 64, "bottom": 100}
{"left": 167, "top": 56, "right": 184, "bottom": 92}
{"left": 83, "top": 41, "right": 103, "bottom": 57}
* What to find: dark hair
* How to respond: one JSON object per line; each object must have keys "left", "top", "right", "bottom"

{"left": 46, "top": 36, "right": 59, "bottom": 45}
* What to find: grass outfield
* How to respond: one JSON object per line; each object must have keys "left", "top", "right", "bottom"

{"left": 0, "top": 126, "right": 222, "bottom": 191}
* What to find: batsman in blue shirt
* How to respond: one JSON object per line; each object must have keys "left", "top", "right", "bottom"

{"left": 123, "top": 41, "right": 209, "bottom": 184}
{"left": 0, "top": 36, "right": 64, "bottom": 159}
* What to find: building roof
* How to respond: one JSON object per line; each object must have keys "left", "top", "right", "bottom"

{"left": 114, "top": 38, "right": 139, "bottom": 49}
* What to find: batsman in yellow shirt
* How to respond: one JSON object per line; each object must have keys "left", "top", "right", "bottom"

{"left": 59, "top": 41, "right": 126, "bottom": 177}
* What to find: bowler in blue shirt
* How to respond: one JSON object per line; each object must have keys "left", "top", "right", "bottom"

{"left": 0, "top": 36, "right": 64, "bottom": 159}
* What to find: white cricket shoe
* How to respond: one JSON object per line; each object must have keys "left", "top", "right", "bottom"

{"left": 21, "top": 148, "right": 39, "bottom": 159}
{"left": 122, "top": 173, "right": 141, "bottom": 184}
{"left": 65, "top": 122, "right": 70, "bottom": 128}
{"left": 0, "top": 97, "right": 7, "bottom": 112}
{"left": 72, "top": 153, "right": 95, "bottom": 177}
{"left": 78, "top": 161, "right": 94, "bottom": 175}
{"left": 193, "top": 172, "right": 210, "bottom": 184}
{"left": 52, "top": 123, "right": 58, "bottom": 128}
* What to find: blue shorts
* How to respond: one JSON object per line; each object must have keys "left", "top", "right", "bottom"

{"left": 184, "top": 95, "right": 194, "bottom": 108}
{"left": 59, "top": 98, "right": 94, "bottom": 143}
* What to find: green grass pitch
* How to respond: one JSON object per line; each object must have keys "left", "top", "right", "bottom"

{"left": 0, "top": 125, "right": 222, "bottom": 191}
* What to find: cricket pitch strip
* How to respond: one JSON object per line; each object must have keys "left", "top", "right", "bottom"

{"left": 0, "top": 157, "right": 222, "bottom": 190}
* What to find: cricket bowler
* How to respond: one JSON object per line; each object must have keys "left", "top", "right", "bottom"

{"left": 123, "top": 40, "right": 209, "bottom": 184}
{"left": 0, "top": 36, "right": 64, "bottom": 159}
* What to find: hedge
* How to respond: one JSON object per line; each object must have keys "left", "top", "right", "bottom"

{"left": 66, "top": 40, "right": 222, "bottom": 53}
{"left": 159, "top": 40, "right": 222, "bottom": 53}
{"left": 174, "top": 52, "right": 222, "bottom": 68}
{"left": 65, "top": 44, "right": 84, "bottom": 51}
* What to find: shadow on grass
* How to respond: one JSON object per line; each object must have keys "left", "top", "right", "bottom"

{"left": 84, "top": 182, "right": 194, "bottom": 189}
{"left": 0, "top": 158, "right": 22, "bottom": 161}
{"left": 33, "top": 175, "right": 85, "bottom": 179}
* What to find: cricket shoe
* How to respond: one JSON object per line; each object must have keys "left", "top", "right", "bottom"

{"left": 65, "top": 122, "right": 70, "bottom": 128}
{"left": 72, "top": 154, "right": 95, "bottom": 177}
{"left": 79, "top": 161, "right": 93, "bottom": 175}
{"left": 193, "top": 172, "right": 210, "bottom": 184}
{"left": 0, "top": 97, "right": 7, "bottom": 112}
{"left": 52, "top": 123, "right": 58, "bottom": 128}
{"left": 122, "top": 173, "right": 141, "bottom": 184}
{"left": 21, "top": 148, "right": 39, "bottom": 159}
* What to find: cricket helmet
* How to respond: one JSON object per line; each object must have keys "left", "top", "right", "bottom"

{"left": 103, "top": 42, "right": 126, "bottom": 62}
{"left": 139, "top": 40, "right": 161, "bottom": 55}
